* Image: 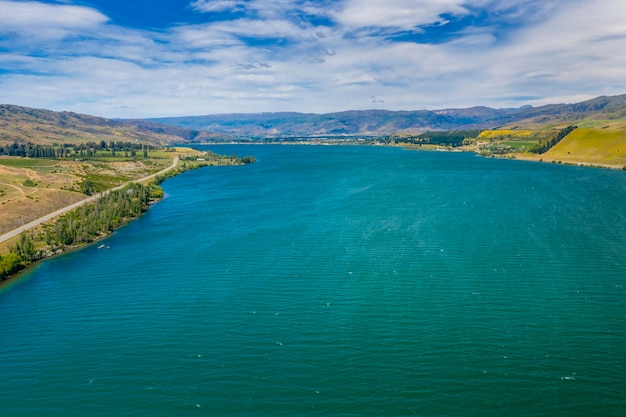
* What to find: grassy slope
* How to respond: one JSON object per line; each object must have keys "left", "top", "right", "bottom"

{"left": 539, "top": 128, "right": 626, "bottom": 167}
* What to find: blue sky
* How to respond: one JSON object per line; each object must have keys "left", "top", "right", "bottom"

{"left": 1, "top": 0, "right": 625, "bottom": 118}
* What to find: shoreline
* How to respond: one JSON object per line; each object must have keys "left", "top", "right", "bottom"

{"left": 199, "top": 141, "right": 626, "bottom": 170}
{"left": 0, "top": 217, "right": 137, "bottom": 293}
{"left": 0, "top": 154, "right": 253, "bottom": 287}
{"left": 502, "top": 153, "right": 625, "bottom": 170}
{"left": 396, "top": 143, "right": 625, "bottom": 170}
{"left": 0, "top": 189, "right": 160, "bottom": 288}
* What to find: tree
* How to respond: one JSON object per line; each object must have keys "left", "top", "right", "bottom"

{"left": 0, "top": 253, "right": 22, "bottom": 279}
{"left": 80, "top": 180, "right": 96, "bottom": 195}
{"left": 11, "top": 232, "right": 36, "bottom": 262}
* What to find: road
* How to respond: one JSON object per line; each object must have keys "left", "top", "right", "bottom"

{"left": 0, "top": 156, "right": 179, "bottom": 245}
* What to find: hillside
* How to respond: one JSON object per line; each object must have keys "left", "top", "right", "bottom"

{"left": 149, "top": 94, "right": 626, "bottom": 138}
{"left": 0, "top": 104, "right": 229, "bottom": 147}
{"left": 534, "top": 128, "right": 626, "bottom": 167}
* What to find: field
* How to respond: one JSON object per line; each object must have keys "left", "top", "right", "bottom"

{"left": 464, "top": 129, "right": 554, "bottom": 155}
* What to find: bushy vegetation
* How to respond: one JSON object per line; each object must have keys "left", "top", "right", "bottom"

{"left": 45, "top": 183, "right": 160, "bottom": 248}
{"left": 0, "top": 232, "right": 36, "bottom": 280}
{"left": 419, "top": 130, "right": 482, "bottom": 146}
{"left": 239, "top": 155, "right": 257, "bottom": 164}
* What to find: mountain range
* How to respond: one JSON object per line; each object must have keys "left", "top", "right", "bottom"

{"left": 149, "top": 94, "right": 626, "bottom": 138}
{"left": 1, "top": 94, "right": 626, "bottom": 146}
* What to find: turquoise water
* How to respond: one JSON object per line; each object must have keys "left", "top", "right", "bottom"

{"left": 1, "top": 145, "right": 625, "bottom": 416}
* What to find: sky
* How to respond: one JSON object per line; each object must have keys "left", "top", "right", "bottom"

{"left": 1, "top": 0, "right": 626, "bottom": 118}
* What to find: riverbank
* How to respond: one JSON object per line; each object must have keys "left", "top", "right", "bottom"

{"left": 0, "top": 151, "right": 256, "bottom": 285}
{"left": 506, "top": 153, "right": 626, "bottom": 170}
{"left": 398, "top": 144, "right": 626, "bottom": 170}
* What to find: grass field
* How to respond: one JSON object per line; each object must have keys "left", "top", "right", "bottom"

{"left": 571, "top": 119, "right": 626, "bottom": 129}
{"left": 498, "top": 140, "right": 539, "bottom": 150}
{"left": 0, "top": 158, "right": 57, "bottom": 168}
{"left": 478, "top": 129, "right": 538, "bottom": 139}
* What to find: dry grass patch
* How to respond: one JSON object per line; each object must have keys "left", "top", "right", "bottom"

{"left": 0, "top": 163, "right": 86, "bottom": 235}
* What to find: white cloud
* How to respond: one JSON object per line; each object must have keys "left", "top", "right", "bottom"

{"left": 332, "top": 0, "right": 468, "bottom": 32}
{"left": 0, "top": 0, "right": 108, "bottom": 39}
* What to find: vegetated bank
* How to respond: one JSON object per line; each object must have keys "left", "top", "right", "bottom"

{"left": 388, "top": 125, "right": 626, "bottom": 169}
{"left": 0, "top": 150, "right": 256, "bottom": 283}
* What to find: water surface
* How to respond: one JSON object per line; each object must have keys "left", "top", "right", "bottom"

{"left": 1, "top": 145, "right": 625, "bottom": 416}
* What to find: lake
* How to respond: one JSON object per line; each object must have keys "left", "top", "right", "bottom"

{"left": 1, "top": 145, "right": 625, "bottom": 416}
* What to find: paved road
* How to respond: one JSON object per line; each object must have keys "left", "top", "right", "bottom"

{"left": 0, "top": 156, "right": 179, "bottom": 245}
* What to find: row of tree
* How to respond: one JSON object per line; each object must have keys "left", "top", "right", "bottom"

{"left": 529, "top": 126, "right": 577, "bottom": 154}
{"left": 394, "top": 130, "right": 482, "bottom": 147}
{"left": 42, "top": 182, "right": 161, "bottom": 248}
{"left": 0, "top": 141, "right": 157, "bottom": 158}
{"left": 419, "top": 130, "right": 482, "bottom": 146}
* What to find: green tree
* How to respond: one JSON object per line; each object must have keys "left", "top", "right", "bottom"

{"left": 11, "top": 232, "right": 36, "bottom": 262}
{"left": 80, "top": 180, "right": 96, "bottom": 195}
{"left": 0, "top": 253, "right": 22, "bottom": 279}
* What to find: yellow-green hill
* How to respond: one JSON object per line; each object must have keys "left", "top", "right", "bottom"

{"left": 540, "top": 128, "right": 626, "bottom": 167}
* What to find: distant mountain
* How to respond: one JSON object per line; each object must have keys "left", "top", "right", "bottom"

{"left": 0, "top": 104, "right": 229, "bottom": 146}
{"left": 149, "top": 94, "right": 626, "bottom": 138}
{"left": 2, "top": 94, "right": 625, "bottom": 146}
